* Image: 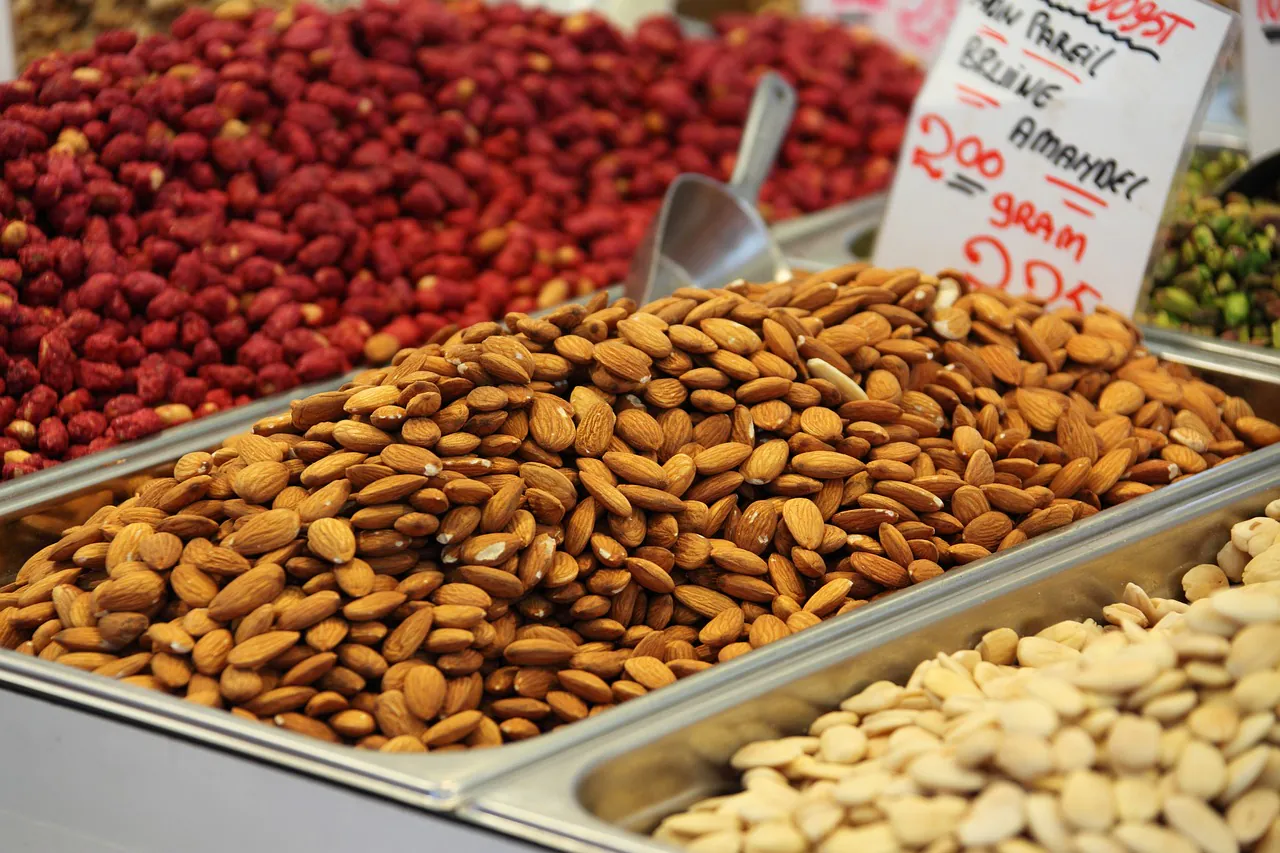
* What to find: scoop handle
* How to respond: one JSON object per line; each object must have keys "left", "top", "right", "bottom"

{"left": 1217, "top": 148, "right": 1280, "bottom": 201}
{"left": 730, "top": 71, "right": 797, "bottom": 204}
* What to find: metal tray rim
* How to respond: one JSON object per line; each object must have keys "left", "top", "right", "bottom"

{"left": 1141, "top": 324, "right": 1280, "bottom": 375}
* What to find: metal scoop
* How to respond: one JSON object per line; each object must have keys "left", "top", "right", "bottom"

{"left": 625, "top": 71, "right": 797, "bottom": 304}
{"left": 1217, "top": 148, "right": 1280, "bottom": 201}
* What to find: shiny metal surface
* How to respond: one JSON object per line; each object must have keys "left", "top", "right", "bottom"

{"left": 626, "top": 74, "right": 795, "bottom": 304}
{"left": 0, "top": 399, "right": 770, "bottom": 813}
{"left": 1142, "top": 325, "right": 1280, "bottom": 420}
{"left": 771, "top": 193, "right": 886, "bottom": 267}
{"left": 1, "top": 686, "right": 546, "bottom": 853}
{"left": 468, "top": 449, "right": 1280, "bottom": 853}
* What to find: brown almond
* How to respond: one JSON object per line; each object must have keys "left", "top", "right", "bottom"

{"left": 226, "top": 631, "right": 300, "bottom": 670}
{"left": 1085, "top": 448, "right": 1134, "bottom": 495}
{"left": 307, "top": 518, "right": 357, "bottom": 564}
{"left": 228, "top": 509, "right": 300, "bottom": 556}
{"left": 781, "top": 498, "right": 825, "bottom": 550}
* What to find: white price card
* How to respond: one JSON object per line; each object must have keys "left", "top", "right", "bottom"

{"left": 803, "top": 0, "right": 961, "bottom": 65}
{"left": 873, "top": 0, "right": 1236, "bottom": 315}
{"left": 1240, "top": 0, "right": 1280, "bottom": 160}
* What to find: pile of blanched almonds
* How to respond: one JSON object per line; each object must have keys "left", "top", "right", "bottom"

{"left": 655, "top": 501, "right": 1280, "bottom": 853}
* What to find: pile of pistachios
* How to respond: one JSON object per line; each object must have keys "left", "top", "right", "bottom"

{"left": 1146, "top": 148, "right": 1280, "bottom": 348}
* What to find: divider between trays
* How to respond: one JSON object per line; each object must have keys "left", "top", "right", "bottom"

{"left": 459, "top": 444, "right": 1280, "bottom": 853}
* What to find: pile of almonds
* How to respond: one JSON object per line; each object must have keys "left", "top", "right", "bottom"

{"left": 654, "top": 500, "right": 1280, "bottom": 853}
{"left": 0, "top": 263, "right": 1277, "bottom": 752}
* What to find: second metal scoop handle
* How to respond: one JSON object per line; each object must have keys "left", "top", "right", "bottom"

{"left": 729, "top": 71, "right": 798, "bottom": 204}
{"left": 1218, "top": 148, "right": 1280, "bottom": 201}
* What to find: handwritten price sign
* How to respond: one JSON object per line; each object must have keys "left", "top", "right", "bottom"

{"left": 1240, "top": 0, "right": 1280, "bottom": 159}
{"left": 802, "top": 0, "right": 961, "bottom": 64}
{"left": 874, "top": 0, "right": 1236, "bottom": 314}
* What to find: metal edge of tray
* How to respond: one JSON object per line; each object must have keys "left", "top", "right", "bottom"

{"left": 462, "top": 449, "right": 1280, "bottom": 853}
{"left": 5, "top": 365, "right": 1278, "bottom": 821}
{"left": 1141, "top": 325, "right": 1280, "bottom": 379}
{"left": 770, "top": 194, "right": 887, "bottom": 269}
{"left": 0, "top": 369, "right": 362, "bottom": 519}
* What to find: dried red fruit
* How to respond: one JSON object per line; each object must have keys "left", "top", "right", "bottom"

{"left": 0, "top": 2, "right": 921, "bottom": 479}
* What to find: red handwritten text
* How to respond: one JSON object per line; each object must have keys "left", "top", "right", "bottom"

{"left": 1085, "top": 0, "right": 1195, "bottom": 47}
{"left": 895, "top": 0, "right": 960, "bottom": 50}
{"left": 910, "top": 113, "right": 1005, "bottom": 181}
{"left": 989, "top": 193, "right": 1090, "bottom": 263}
{"left": 962, "top": 234, "right": 1102, "bottom": 312}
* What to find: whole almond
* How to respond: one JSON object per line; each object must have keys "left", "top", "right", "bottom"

{"left": 803, "top": 578, "right": 853, "bottom": 615}
{"left": 233, "top": 461, "right": 291, "bottom": 504}
{"left": 1015, "top": 388, "right": 1067, "bottom": 433}
{"left": 849, "top": 553, "right": 910, "bottom": 588}
{"left": 226, "top": 631, "right": 299, "bottom": 670}
{"left": 695, "top": 443, "right": 754, "bottom": 476}
{"left": 403, "top": 664, "right": 447, "bottom": 720}
{"left": 308, "top": 518, "right": 356, "bottom": 564}
{"left": 623, "top": 656, "right": 676, "bottom": 689}
{"left": 504, "top": 638, "right": 576, "bottom": 666}
{"left": 791, "top": 451, "right": 863, "bottom": 478}
{"left": 741, "top": 440, "right": 790, "bottom": 485}
{"left": 699, "top": 606, "right": 745, "bottom": 647}
{"left": 963, "top": 511, "right": 1014, "bottom": 550}
{"left": 529, "top": 395, "right": 576, "bottom": 452}
{"left": 276, "top": 591, "right": 343, "bottom": 630}
{"left": 93, "top": 570, "right": 165, "bottom": 614}
{"left": 1086, "top": 448, "right": 1134, "bottom": 495}
{"left": 379, "top": 444, "right": 443, "bottom": 476}
{"left": 747, "top": 615, "right": 790, "bottom": 648}
{"left": 106, "top": 523, "right": 154, "bottom": 570}
{"left": 228, "top": 509, "right": 300, "bottom": 556}
{"left": 138, "top": 533, "right": 183, "bottom": 571}
{"left": 207, "top": 564, "right": 285, "bottom": 622}
{"left": 782, "top": 498, "right": 825, "bottom": 550}
{"left": 1098, "top": 381, "right": 1145, "bottom": 416}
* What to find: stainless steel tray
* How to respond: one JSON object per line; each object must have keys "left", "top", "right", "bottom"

{"left": 466, "top": 432, "right": 1280, "bottom": 853}
{"left": 771, "top": 193, "right": 886, "bottom": 269}
{"left": 1142, "top": 327, "right": 1280, "bottom": 423}
{"left": 1, "top": 685, "right": 545, "bottom": 853}
{"left": 0, "top": 391, "right": 735, "bottom": 814}
{"left": 3, "top": 328, "right": 1279, "bottom": 820}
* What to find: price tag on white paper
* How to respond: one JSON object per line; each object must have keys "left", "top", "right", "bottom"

{"left": 802, "top": 0, "right": 961, "bottom": 65}
{"left": 1240, "top": 0, "right": 1280, "bottom": 159}
{"left": 873, "top": 0, "right": 1235, "bottom": 315}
